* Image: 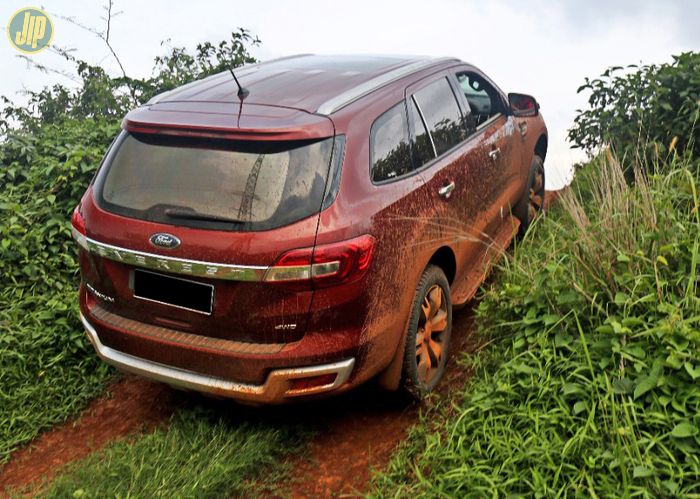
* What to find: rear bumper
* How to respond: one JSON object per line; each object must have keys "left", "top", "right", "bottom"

{"left": 80, "top": 313, "right": 355, "bottom": 404}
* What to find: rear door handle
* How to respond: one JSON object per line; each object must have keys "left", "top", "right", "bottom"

{"left": 438, "top": 181, "right": 455, "bottom": 199}
{"left": 488, "top": 148, "right": 501, "bottom": 160}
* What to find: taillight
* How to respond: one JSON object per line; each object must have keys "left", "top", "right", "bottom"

{"left": 264, "top": 234, "right": 375, "bottom": 289}
{"left": 71, "top": 204, "right": 88, "bottom": 249}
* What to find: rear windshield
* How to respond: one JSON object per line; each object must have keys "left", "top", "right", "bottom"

{"left": 94, "top": 132, "right": 336, "bottom": 231}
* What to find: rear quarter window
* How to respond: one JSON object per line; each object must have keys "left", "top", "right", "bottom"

{"left": 370, "top": 101, "right": 413, "bottom": 183}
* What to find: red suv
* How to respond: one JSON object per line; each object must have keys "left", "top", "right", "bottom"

{"left": 73, "top": 54, "right": 547, "bottom": 403}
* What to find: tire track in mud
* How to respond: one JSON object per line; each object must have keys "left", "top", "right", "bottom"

{"left": 0, "top": 376, "right": 176, "bottom": 495}
{"left": 285, "top": 307, "right": 480, "bottom": 498}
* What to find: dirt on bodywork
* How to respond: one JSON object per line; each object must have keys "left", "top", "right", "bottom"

{"left": 0, "top": 309, "right": 479, "bottom": 498}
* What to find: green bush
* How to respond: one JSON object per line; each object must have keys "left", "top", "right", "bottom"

{"left": 372, "top": 155, "right": 700, "bottom": 496}
{"left": 0, "top": 118, "right": 118, "bottom": 463}
{"left": 0, "top": 31, "right": 259, "bottom": 462}
{"left": 568, "top": 52, "right": 700, "bottom": 168}
{"left": 0, "top": 29, "right": 259, "bottom": 133}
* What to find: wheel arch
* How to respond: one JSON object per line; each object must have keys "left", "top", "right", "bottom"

{"left": 535, "top": 133, "right": 548, "bottom": 161}
{"left": 376, "top": 246, "right": 456, "bottom": 390}
{"left": 427, "top": 246, "right": 456, "bottom": 285}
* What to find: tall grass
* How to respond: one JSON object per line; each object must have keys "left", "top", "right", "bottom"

{"left": 371, "top": 152, "right": 700, "bottom": 496}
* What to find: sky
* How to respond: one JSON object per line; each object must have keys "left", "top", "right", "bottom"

{"left": 2, "top": 0, "right": 699, "bottom": 189}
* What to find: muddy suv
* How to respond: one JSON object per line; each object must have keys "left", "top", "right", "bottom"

{"left": 73, "top": 54, "right": 547, "bottom": 403}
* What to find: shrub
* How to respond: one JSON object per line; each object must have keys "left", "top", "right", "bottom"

{"left": 568, "top": 52, "right": 700, "bottom": 170}
{"left": 0, "top": 29, "right": 259, "bottom": 134}
{"left": 0, "top": 118, "right": 118, "bottom": 462}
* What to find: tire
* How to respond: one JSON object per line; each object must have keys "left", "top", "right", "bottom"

{"left": 515, "top": 155, "right": 545, "bottom": 236}
{"left": 400, "top": 265, "right": 452, "bottom": 399}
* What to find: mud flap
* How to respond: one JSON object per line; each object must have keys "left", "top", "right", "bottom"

{"left": 376, "top": 316, "right": 411, "bottom": 391}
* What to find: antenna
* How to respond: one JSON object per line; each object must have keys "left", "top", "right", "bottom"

{"left": 229, "top": 67, "right": 250, "bottom": 100}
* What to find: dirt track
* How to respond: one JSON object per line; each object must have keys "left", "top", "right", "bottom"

{"left": 285, "top": 308, "right": 479, "bottom": 497}
{"left": 0, "top": 192, "right": 557, "bottom": 496}
{"left": 0, "top": 377, "right": 176, "bottom": 494}
{"left": 0, "top": 308, "right": 478, "bottom": 497}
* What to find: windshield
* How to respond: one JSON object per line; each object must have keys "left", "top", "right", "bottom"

{"left": 94, "top": 132, "right": 337, "bottom": 231}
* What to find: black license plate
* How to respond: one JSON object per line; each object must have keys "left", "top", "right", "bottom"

{"left": 133, "top": 269, "right": 213, "bottom": 315}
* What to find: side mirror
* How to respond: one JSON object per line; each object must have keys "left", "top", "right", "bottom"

{"left": 508, "top": 93, "right": 539, "bottom": 117}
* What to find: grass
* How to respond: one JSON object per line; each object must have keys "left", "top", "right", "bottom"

{"left": 370, "top": 152, "right": 700, "bottom": 496}
{"left": 0, "top": 119, "right": 312, "bottom": 495}
{"left": 0, "top": 294, "right": 111, "bottom": 463}
{"left": 2, "top": 54, "right": 698, "bottom": 495}
{"left": 20, "top": 404, "right": 309, "bottom": 498}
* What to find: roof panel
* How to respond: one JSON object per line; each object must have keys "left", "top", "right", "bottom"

{"left": 155, "top": 54, "right": 445, "bottom": 113}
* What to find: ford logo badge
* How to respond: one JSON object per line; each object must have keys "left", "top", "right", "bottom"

{"left": 149, "top": 233, "right": 181, "bottom": 249}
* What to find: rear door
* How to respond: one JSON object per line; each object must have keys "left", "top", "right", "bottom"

{"left": 405, "top": 74, "right": 470, "bottom": 235}
{"left": 82, "top": 127, "right": 341, "bottom": 345}
{"left": 404, "top": 73, "right": 493, "bottom": 298}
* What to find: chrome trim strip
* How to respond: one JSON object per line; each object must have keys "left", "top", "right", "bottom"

{"left": 316, "top": 57, "right": 457, "bottom": 115}
{"left": 412, "top": 95, "right": 438, "bottom": 157}
{"left": 73, "top": 230, "right": 268, "bottom": 282}
{"left": 80, "top": 313, "right": 354, "bottom": 403}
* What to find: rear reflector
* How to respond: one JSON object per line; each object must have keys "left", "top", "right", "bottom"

{"left": 264, "top": 234, "right": 375, "bottom": 289}
{"left": 289, "top": 373, "right": 337, "bottom": 392}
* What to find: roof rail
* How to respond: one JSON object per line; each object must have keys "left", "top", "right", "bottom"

{"left": 315, "top": 57, "right": 457, "bottom": 116}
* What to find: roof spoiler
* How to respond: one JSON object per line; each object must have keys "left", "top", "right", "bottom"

{"left": 123, "top": 101, "right": 335, "bottom": 142}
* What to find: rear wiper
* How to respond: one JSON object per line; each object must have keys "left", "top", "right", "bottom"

{"left": 164, "top": 208, "right": 247, "bottom": 224}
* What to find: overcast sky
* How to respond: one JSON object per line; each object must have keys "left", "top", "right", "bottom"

{"left": 3, "top": 0, "right": 699, "bottom": 188}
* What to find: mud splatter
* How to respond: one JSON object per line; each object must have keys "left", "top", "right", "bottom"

{"left": 0, "top": 192, "right": 558, "bottom": 497}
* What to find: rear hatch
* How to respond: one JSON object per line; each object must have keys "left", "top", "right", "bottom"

{"left": 78, "top": 102, "right": 339, "bottom": 344}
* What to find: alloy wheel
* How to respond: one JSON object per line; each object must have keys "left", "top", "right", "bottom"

{"left": 415, "top": 284, "right": 449, "bottom": 385}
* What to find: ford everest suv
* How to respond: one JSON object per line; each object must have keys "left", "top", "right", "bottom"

{"left": 72, "top": 54, "right": 548, "bottom": 403}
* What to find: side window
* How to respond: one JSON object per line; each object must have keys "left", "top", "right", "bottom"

{"left": 456, "top": 72, "right": 505, "bottom": 127}
{"left": 412, "top": 77, "right": 467, "bottom": 156}
{"left": 370, "top": 102, "right": 413, "bottom": 182}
